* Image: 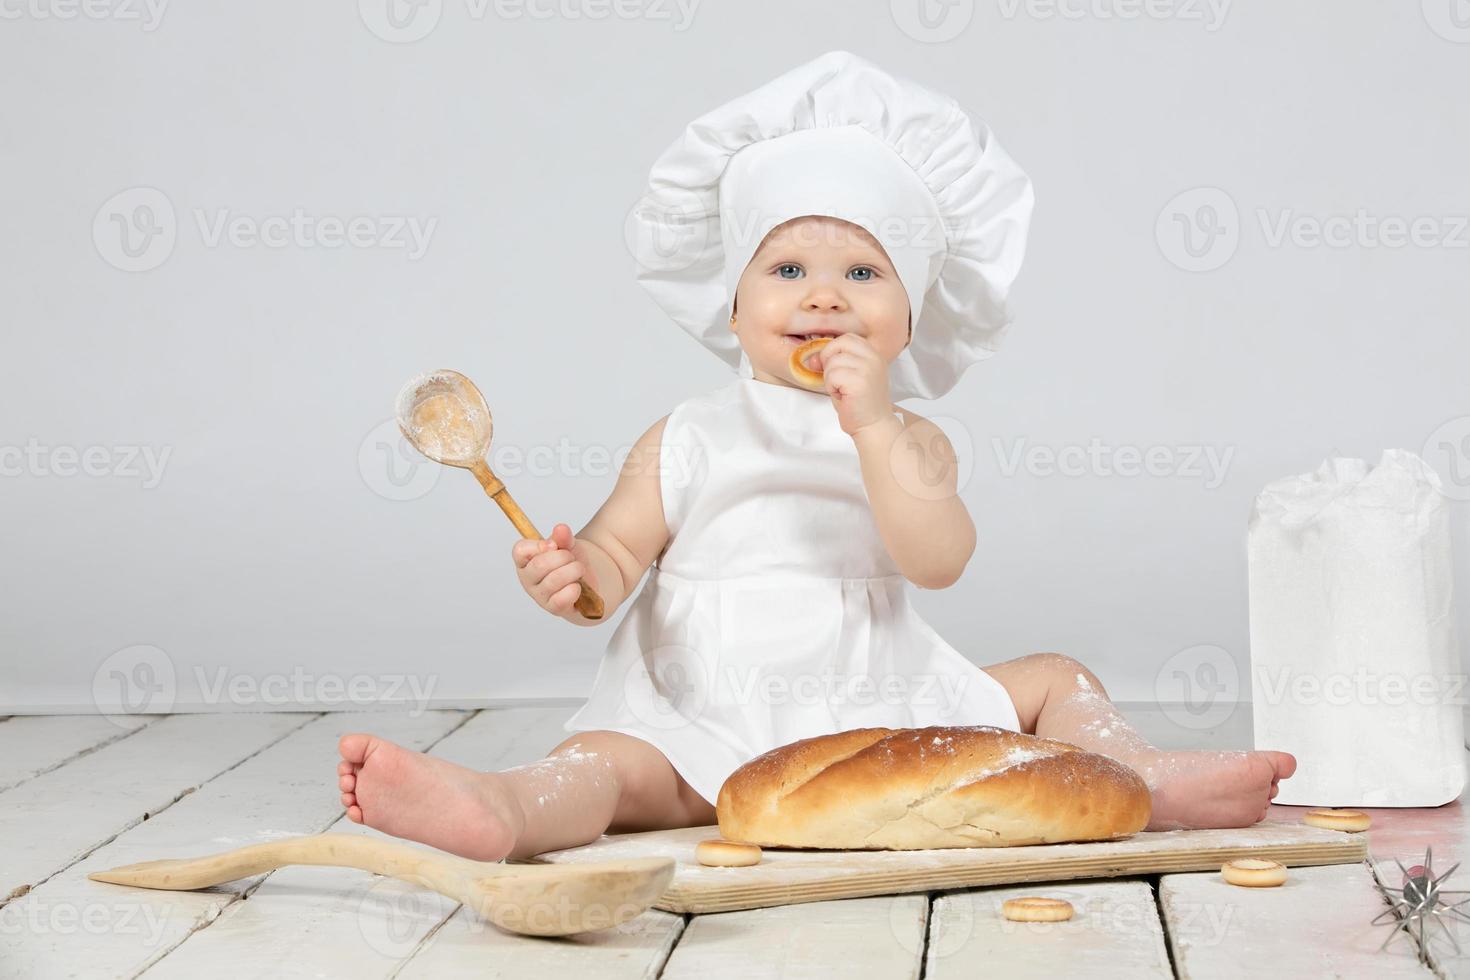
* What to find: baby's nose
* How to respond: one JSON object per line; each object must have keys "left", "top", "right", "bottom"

{"left": 802, "top": 292, "right": 847, "bottom": 312}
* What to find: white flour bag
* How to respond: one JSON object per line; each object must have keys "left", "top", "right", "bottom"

{"left": 1248, "top": 449, "right": 1465, "bottom": 807}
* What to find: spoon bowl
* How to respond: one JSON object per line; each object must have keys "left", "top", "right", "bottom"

{"left": 396, "top": 369, "right": 493, "bottom": 467}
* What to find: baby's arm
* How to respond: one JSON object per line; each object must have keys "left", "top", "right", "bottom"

{"left": 553, "top": 415, "right": 672, "bottom": 627}
{"left": 852, "top": 407, "right": 976, "bottom": 590}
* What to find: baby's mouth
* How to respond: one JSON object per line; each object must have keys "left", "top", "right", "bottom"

{"left": 784, "top": 332, "right": 845, "bottom": 344}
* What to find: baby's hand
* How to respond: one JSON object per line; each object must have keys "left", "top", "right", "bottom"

{"left": 811, "top": 334, "right": 897, "bottom": 437}
{"left": 512, "top": 523, "right": 594, "bottom": 617}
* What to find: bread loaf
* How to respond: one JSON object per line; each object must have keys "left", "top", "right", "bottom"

{"left": 715, "top": 725, "right": 1151, "bottom": 849}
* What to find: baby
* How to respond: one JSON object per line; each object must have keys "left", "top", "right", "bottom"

{"left": 337, "top": 53, "right": 1295, "bottom": 863}
{"left": 337, "top": 210, "right": 1295, "bottom": 861}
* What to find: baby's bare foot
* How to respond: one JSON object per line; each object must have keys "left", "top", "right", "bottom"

{"left": 337, "top": 733, "right": 523, "bottom": 862}
{"left": 1129, "top": 748, "right": 1296, "bottom": 831}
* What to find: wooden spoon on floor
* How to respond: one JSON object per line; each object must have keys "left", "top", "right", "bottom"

{"left": 88, "top": 833, "right": 672, "bottom": 937}
{"left": 395, "top": 368, "right": 605, "bottom": 620}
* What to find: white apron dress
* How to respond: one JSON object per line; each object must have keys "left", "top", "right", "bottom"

{"left": 563, "top": 377, "right": 1021, "bottom": 804}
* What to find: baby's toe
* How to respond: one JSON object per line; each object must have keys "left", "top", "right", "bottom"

{"left": 340, "top": 772, "right": 355, "bottom": 792}
{"left": 339, "top": 733, "right": 373, "bottom": 765}
{"left": 1265, "top": 750, "right": 1297, "bottom": 780}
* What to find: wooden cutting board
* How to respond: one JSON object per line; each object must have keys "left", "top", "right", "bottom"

{"left": 525, "top": 820, "right": 1368, "bottom": 914}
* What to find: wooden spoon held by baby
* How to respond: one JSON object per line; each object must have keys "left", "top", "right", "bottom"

{"left": 88, "top": 833, "right": 672, "bottom": 937}
{"left": 396, "top": 369, "right": 605, "bottom": 620}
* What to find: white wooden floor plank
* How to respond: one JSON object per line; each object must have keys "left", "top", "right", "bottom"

{"left": 926, "top": 878, "right": 1171, "bottom": 979}
{"left": 142, "top": 706, "right": 678, "bottom": 980}
{"left": 393, "top": 906, "right": 685, "bottom": 980}
{"left": 660, "top": 894, "right": 926, "bottom": 980}
{"left": 0, "top": 710, "right": 468, "bottom": 980}
{"left": 1159, "top": 861, "right": 1434, "bottom": 978}
{"left": 0, "top": 712, "right": 312, "bottom": 903}
{"left": 0, "top": 714, "right": 151, "bottom": 794}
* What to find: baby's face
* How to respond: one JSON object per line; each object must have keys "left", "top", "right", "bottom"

{"left": 730, "top": 216, "right": 911, "bottom": 390}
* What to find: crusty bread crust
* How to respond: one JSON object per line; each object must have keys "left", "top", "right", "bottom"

{"left": 715, "top": 725, "right": 1151, "bottom": 849}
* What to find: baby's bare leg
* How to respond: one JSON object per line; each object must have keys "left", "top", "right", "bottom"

{"left": 508, "top": 730, "right": 715, "bottom": 859}
{"left": 337, "top": 729, "right": 714, "bottom": 862}
{"left": 980, "top": 652, "right": 1296, "bottom": 831}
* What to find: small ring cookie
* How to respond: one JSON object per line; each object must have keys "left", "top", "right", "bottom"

{"left": 1001, "top": 897, "right": 1074, "bottom": 922}
{"left": 1303, "top": 808, "right": 1372, "bottom": 833}
{"left": 789, "top": 337, "right": 833, "bottom": 388}
{"left": 695, "top": 838, "right": 762, "bottom": 867}
{"left": 1221, "top": 858, "right": 1288, "bottom": 887}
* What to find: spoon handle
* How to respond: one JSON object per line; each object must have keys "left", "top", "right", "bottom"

{"left": 87, "top": 833, "right": 488, "bottom": 895}
{"left": 469, "top": 461, "right": 606, "bottom": 620}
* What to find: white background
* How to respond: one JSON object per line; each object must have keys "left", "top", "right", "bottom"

{"left": 2, "top": 0, "right": 1466, "bottom": 712}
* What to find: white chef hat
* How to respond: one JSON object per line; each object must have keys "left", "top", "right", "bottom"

{"left": 627, "top": 50, "right": 1034, "bottom": 402}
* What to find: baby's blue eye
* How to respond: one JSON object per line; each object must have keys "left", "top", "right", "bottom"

{"left": 849, "top": 266, "right": 875, "bottom": 282}
{"left": 776, "top": 264, "right": 803, "bottom": 279}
